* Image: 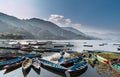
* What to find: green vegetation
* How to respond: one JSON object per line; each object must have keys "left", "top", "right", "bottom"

{"left": 98, "top": 52, "right": 120, "bottom": 60}
{"left": 87, "top": 52, "right": 120, "bottom": 77}
{"left": 0, "top": 33, "right": 24, "bottom": 39}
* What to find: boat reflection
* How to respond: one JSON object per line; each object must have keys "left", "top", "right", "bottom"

{"left": 22, "top": 66, "right": 31, "bottom": 77}
{"left": 32, "top": 66, "right": 41, "bottom": 75}
{"left": 4, "top": 64, "right": 21, "bottom": 74}
{"left": 42, "top": 66, "right": 87, "bottom": 77}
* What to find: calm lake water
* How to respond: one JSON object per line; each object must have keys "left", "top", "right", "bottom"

{"left": 0, "top": 40, "right": 120, "bottom": 77}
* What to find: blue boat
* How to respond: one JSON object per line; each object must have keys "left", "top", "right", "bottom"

{"left": 58, "top": 55, "right": 83, "bottom": 68}
{"left": 39, "top": 58, "right": 88, "bottom": 76}
{"left": 0, "top": 57, "right": 24, "bottom": 69}
{"left": 58, "top": 56, "right": 65, "bottom": 63}
{"left": 20, "top": 54, "right": 41, "bottom": 58}
{"left": 61, "top": 57, "right": 83, "bottom": 68}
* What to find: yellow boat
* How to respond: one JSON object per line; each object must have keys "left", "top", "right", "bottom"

{"left": 22, "top": 58, "right": 32, "bottom": 77}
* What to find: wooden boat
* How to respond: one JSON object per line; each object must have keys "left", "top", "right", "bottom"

{"left": 0, "top": 53, "right": 18, "bottom": 58}
{"left": 4, "top": 59, "right": 24, "bottom": 70}
{"left": 22, "top": 58, "right": 32, "bottom": 77}
{"left": 0, "top": 57, "right": 24, "bottom": 69}
{"left": 109, "top": 58, "right": 120, "bottom": 73}
{"left": 88, "top": 53, "right": 108, "bottom": 64}
{"left": 99, "top": 43, "right": 104, "bottom": 46}
{"left": 83, "top": 45, "right": 93, "bottom": 47}
{"left": 117, "top": 48, "right": 120, "bottom": 51}
{"left": 96, "top": 55, "right": 108, "bottom": 64}
{"left": 66, "top": 43, "right": 74, "bottom": 47}
{"left": 0, "top": 46, "right": 20, "bottom": 50}
{"left": 60, "top": 57, "right": 83, "bottom": 67}
{"left": 50, "top": 48, "right": 62, "bottom": 52}
{"left": 58, "top": 56, "right": 65, "bottom": 63}
{"left": 32, "top": 58, "right": 40, "bottom": 75}
{"left": 39, "top": 58, "right": 88, "bottom": 76}
{"left": 4, "top": 63, "right": 22, "bottom": 74}
{"left": 88, "top": 53, "right": 99, "bottom": 64}
{"left": 20, "top": 54, "right": 41, "bottom": 58}
{"left": 21, "top": 48, "right": 33, "bottom": 52}
{"left": 66, "top": 49, "right": 75, "bottom": 53}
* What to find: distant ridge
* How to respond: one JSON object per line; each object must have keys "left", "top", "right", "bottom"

{"left": 0, "top": 12, "right": 97, "bottom": 40}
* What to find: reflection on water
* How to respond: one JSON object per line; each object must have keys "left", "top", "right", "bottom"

{"left": 22, "top": 67, "right": 32, "bottom": 77}
{"left": 0, "top": 64, "right": 101, "bottom": 77}
{"left": 4, "top": 64, "right": 21, "bottom": 74}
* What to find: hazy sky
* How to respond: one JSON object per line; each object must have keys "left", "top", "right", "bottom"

{"left": 0, "top": 0, "right": 120, "bottom": 34}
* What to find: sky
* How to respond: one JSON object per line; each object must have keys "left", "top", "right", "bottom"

{"left": 0, "top": 0, "right": 120, "bottom": 34}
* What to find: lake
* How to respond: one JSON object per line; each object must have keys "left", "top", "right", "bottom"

{"left": 0, "top": 40, "right": 120, "bottom": 77}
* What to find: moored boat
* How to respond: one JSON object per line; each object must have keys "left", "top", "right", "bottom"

{"left": 86, "top": 52, "right": 108, "bottom": 64}
{"left": 20, "top": 54, "right": 41, "bottom": 58}
{"left": 96, "top": 55, "right": 108, "bottom": 64}
{"left": 88, "top": 53, "right": 99, "bottom": 64}
{"left": 66, "top": 43, "right": 74, "bottom": 47}
{"left": 83, "top": 45, "right": 93, "bottom": 47}
{"left": 4, "top": 63, "right": 22, "bottom": 74}
{"left": 22, "top": 58, "right": 32, "bottom": 77}
{"left": 3, "top": 59, "right": 24, "bottom": 70}
{"left": 39, "top": 58, "right": 87, "bottom": 76}
{"left": 60, "top": 57, "right": 83, "bottom": 67}
{"left": 0, "top": 53, "right": 18, "bottom": 58}
{"left": 32, "top": 58, "right": 40, "bottom": 75}
{"left": 0, "top": 57, "right": 24, "bottom": 70}
{"left": 109, "top": 58, "right": 120, "bottom": 73}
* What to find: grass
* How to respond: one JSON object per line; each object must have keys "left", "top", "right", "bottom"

{"left": 87, "top": 51, "right": 120, "bottom": 77}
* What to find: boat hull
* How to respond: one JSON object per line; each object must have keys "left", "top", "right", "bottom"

{"left": 22, "top": 59, "right": 32, "bottom": 77}
{"left": 109, "top": 59, "right": 120, "bottom": 73}
{"left": 22, "top": 66, "right": 31, "bottom": 77}
{"left": 40, "top": 59, "right": 88, "bottom": 76}
{"left": 32, "top": 65, "right": 40, "bottom": 75}
{"left": 4, "top": 61, "right": 22, "bottom": 70}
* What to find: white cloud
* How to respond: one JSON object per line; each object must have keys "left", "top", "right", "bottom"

{"left": 72, "top": 24, "right": 81, "bottom": 28}
{"left": 47, "top": 14, "right": 119, "bottom": 36}
{"left": 47, "top": 14, "right": 112, "bottom": 34}
{"left": 48, "top": 14, "right": 82, "bottom": 30}
{"left": 64, "top": 19, "right": 71, "bottom": 25}
{"left": 48, "top": 14, "right": 64, "bottom": 23}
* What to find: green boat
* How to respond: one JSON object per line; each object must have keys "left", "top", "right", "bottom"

{"left": 109, "top": 58, "right": 120, "bottom": 73}
{"left": 88, "top": 53, "right": 98, "bottom": 64}
{"left": 88, "top": 53, "right": 108, "bottom": 64}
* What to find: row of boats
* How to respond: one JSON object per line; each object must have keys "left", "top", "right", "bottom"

{"left": 22, "top": 56, "right": 88, "bottom": 77}
{"left": 0, "top": 52, "right": 88, "bottom": 77}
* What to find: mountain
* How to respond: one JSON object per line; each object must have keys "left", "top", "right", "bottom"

{"left": 62, "top": 27, "right": 85, "bottom": 35}
{"left": 62, "top": 27, "right": 100, "bottom": 40}
{"left": 0, "top": 12, "right": 95, "bottom": 40}
{"left": 0, "top": 19, "right": 34, "bottom": 39}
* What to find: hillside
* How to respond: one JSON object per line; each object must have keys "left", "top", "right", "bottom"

{"left": 0, "top": 12, "right": 95, "bottom": 40}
